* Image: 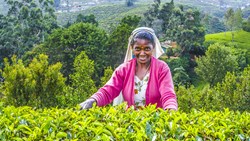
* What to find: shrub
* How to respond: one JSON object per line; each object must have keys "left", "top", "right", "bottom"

{"left": 62, "top": 51, "right": 97, "bottom": 107}
{"left": 195, "top": 43, "right": 238, "bottom": 86}
{"left": 0, "top": 105, "right": 249, "bottom": 140}
{"left": 99, "top": 66, "right": 113, "bottom": 88}
{"left": 177, "top": 66, "right": 250, "bottom": 112}
{"left": 214, "top": 66, "right": 250, "bottom": 111}
{"left": 0, "top": 54, "right": 66, "bottom": 108}
{"left": 242, "top": 19, "right": 250, "bottom": 32}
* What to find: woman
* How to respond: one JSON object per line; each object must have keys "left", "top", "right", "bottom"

{"left": 80, "top": 27, "right": 178, "bottom": 110}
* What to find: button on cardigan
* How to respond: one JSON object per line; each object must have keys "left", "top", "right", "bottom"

{"left": 91, "top": 56, "right": 178, "bottom": 110}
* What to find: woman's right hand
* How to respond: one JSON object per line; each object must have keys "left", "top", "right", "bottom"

{"left": 79, "top": 98, "right": 96, "bottom": 110}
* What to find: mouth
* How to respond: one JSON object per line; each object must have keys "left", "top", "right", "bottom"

{"left": 139, "top": 56, "right": 147, "bottom": 61}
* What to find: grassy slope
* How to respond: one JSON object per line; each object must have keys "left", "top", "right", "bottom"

{"left": 56, "top": 3, "right": 150, "bottom": 31}
{"left": 205, "top": 30, "right": 250, "bottom": 63}
{"left": 205, "top": 30, "right": 250, "bottom": 50}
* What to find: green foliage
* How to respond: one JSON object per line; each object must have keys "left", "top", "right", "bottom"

{"left": 28, "top": 23, "right": 109, "bottom": 84}
{"left": 224, "top": 8, "right": 243, "bottom": 32}
{"left": 178, "top": 66, "right": 250, "bottom": 112}
{"left": 230, "top": 48, "right": 248, "bottom": 71}
{"left": 195, "top": 43, "right": 238, "bottom": 86}
{"left": 63, "top": 51, "right": 97, "bottom": 107}
{"left": 99, "top": 66, "right": 113, "bottom": 88}
{"left": 176, "top": 85, "right": 204, "bottom": 111}
{"left": 163, "top": 57, "right": 190, "bottom": 86}
{"left": 166, "top": 8, "right": 205, "bottom": 56}
{"left": 75, "top": 14, "right": 98, "bottom": 26}
{"left": 201, "top": 14, "right": 226, "bottom": 34}
{"left": 214, "top": 66, "right": 250, "bottom": 111}
{"left": 172, "top": 67, "right": 190, "bottom": 87}
{"left": 56, "top": 3, "right": 149, "bottom": 32}
{"left": 125, "top": 0, "right": 135, "bottom": 7}
{"left": 158, "top": 0, "right": 174, "bottom": 31}
{"left": 205, "top": 30, "right": 250, "bottom": 63}
{"left": 242, "top": 16, "right": 250, "bottom": 32}
{"left": 0, "top": 104, "right": 249, "bottom": 140}
{"left": 224, "top": 8, "right": 243, "bottom": 41}
{"left": 107, "top": 15, "right": 141, "bottom": 67}
{"left": 143, "top": 1, "right": 205, "bottom": 56}
{"left": 0, "top": 54, "right": 66, "bottom": 108}
{"left": 0, "top": 0, "right": 57, "bottom": 68}
{"left": 142, "top": 0, "right": 161, "bottom": 28}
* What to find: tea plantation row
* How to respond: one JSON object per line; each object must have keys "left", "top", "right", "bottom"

{"left": 0, "top": 104, "right": 249, "bottom": 140}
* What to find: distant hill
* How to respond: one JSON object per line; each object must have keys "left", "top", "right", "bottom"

{"left": 205, "top": 30, "right": 250, "bottom": 60}
{"left": 1, "top": 0, "right": 250, "bottom": 16}
{"left": 56, "top": 3, "right": 149, "bottom": 30}
{"left": 1, "top": 0, "right": 250, "bottom": 31}
{"left": 205, "top": 30, "right": 250, "bottom": 50}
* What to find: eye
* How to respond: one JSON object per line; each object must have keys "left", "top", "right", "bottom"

{"left": 145, "top": 47, "right": 151, "bottom": 51}
{"left": 134, "top": 47, "right": 141, "bottom": 51}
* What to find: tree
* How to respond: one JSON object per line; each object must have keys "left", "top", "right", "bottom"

{"left": 24, "top": 23, "right": 109, "bottom": 84}
{"left": 234, "top": 8, "right": 243, "bottom": 30}
{"left": 201, "top": 14, "right": 226, "bottom": 34}
{"left": 126, "top": 0, "right": 135, "bottom": 7}
{"left": 173, "top": 66, "right": 190, "bottom": 88}
{"left": 99, "top": 66, "right": 113, "bottom": 88}
{"left": 143, "top": 1, "right": 205, "bottom": 84}
{"left": 0, "top": 54, "right": 66, "bottom": 108}
{"left": 142, "top": 0, "right": 176, "bottom": 35}
{"left": 64, "top": 51, "right": 97, "bottom": 106}
{"left": 224, "top": 8, "right": 243, "bottom": 41}
{"left": 166, "top": 8, "right": 205, "bottom": 57}
{"left": 143, "top": 0, "right": 160, "bottom": 27}
{"left": 107, "top": 15, "right": 141, "bottom": 67}
{"left": 242, "top": 16, "right": 250, "bottom": 32}
{"left": 75, "top": 14, "right": 98, "bottom": 26}
{"left": 158, "top": 0, "right": 174, "bottom": 32}
{"left": 195, "top": 43, "right": 238, "bottom": 86}
{"left": 215, "top": 66, "right": 250, "bottom": 111}
{"left": 177, "top": 65, "right": 250, "bottom": 111}
{"left": 0, "top": 0, "right": 57, "bottom": 68}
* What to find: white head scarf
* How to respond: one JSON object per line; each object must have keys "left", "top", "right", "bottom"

{"left": 124, "top": 27, "right": 164, "bottom": 62}
{"left": 113, "top": 27, "right": 165, "bottom": 106}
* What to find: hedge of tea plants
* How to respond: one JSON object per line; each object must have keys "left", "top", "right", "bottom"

{"left": 0, "top": 104, "right": 249, "bottom": 140}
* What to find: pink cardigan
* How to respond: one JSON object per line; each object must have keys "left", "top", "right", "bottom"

{"left": 91, "top": 56, "right": 178, "bottom": 110}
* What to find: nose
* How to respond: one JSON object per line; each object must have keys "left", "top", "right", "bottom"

{"left": 139, "top": 50, "right": 146, "bottom": 55}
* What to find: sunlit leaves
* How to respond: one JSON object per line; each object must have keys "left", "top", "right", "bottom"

{"left": 0, "top": 104, "right": 249, "bottom": 140}
{"left": 0, "top": 54, "right": 66, "bottom": 108}
{"left": 195, "top": 43, "right": 238, "bottom": 86}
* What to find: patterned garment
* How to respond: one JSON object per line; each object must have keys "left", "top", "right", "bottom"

{"left": 134, "top": 73, "right": 150, "bottom": 109}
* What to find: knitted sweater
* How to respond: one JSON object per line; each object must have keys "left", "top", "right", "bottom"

{"left": 91, "top": 56, "right": 178, "bottom": 110}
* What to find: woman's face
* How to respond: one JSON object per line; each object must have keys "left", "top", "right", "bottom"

{"left": 132, "top": 38, "right": 154, "bottom": 65}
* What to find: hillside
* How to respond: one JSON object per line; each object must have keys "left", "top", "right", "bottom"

{"left": 205, "top": 30, "right": 250, "bottom": 50}
{"left": 1, "top": 0, "right": 250, "bottom": 16}
{"left": 205, "top": 30, "right": 250, "bottom": 59}
{"left": 56, "top": 3, "right": 149, "bottom": 30}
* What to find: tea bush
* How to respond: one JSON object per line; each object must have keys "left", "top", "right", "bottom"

{"left": 0, "top": 104, "right": 249, "bottom": 140}
{"left": 177, "top": 66, "right": 250, "bottom": 112}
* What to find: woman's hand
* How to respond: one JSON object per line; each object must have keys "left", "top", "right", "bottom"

{"left": 79, "top": 98, "right": 96, "bottom": 110}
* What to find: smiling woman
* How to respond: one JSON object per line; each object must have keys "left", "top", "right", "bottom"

{"left": 80, "top": 27, "right": 178, "bottom": 111}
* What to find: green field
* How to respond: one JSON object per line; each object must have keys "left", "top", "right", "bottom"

{"left": 205, "top": 30, "right": 250, "bottom": 50}
{"left": 56, "top": 3, "right": 150, "bottom": 31}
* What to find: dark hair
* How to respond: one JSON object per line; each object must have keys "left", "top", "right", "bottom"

{"left": 130, "top": 31, "right": 155, "bottom": 47}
